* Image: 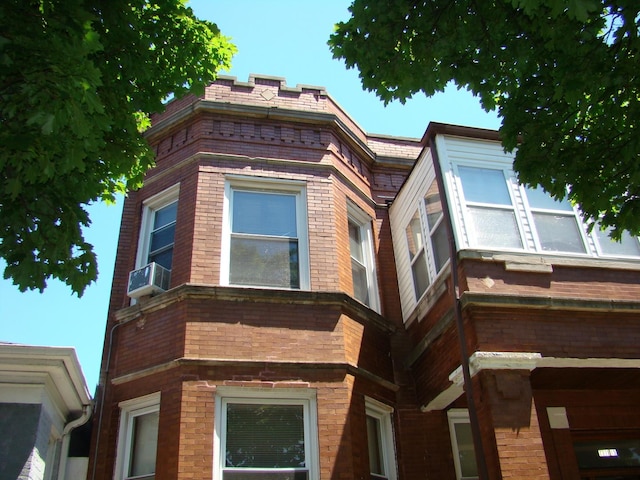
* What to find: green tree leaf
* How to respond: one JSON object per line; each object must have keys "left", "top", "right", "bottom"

{"left": 329, "top": 0, "right": 640, "bottom": 239}
{"left": 0, "top": 0, "right": 236, "bottom": 296}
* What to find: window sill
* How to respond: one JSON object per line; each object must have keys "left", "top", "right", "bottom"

{"left": 459, "top": 249, "right": 640, "bottom": 273}
{"left": 404, "top": 263, "right": 450, "bottom": 328}
{"left": 115, "top": 283, "right": 397, "bottom": 333}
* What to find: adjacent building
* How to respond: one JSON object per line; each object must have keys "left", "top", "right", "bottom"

{"left": 0, "top": 343, "right": 92, "bottom": 480}
{"left": 88, "top": 75, "right": 640, "bottom": 480}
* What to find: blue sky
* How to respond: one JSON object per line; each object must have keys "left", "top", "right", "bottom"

{"left": 0, "top": 0, "right": 500, "bottom": 393}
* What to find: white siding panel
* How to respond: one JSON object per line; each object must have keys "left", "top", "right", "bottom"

{"left": 390, "top": 148, "right": 436, "bottom": 321}
{"left": 435, "top": 135, "right": 469, "bottom": 250}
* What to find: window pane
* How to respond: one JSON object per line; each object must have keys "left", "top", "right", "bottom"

{"left": 424, "top": 182, "right": 443, "bottom": 228}
{"left": 129, "top": 411, "right": 158, "bottom": 478}
{"left": 595, "top": 226, "right": 640, "bottom": 256}
{"left": 405, "top": 211, "right": 423, "bottom": 259}
{"left": 154, "top": 201, "right": 177, "bottom": 229}
{"left": 352, "top": 259, "right": 369, "bottom": 305}
{"left": 467, "top": 207, "right": 522, "bottom": 249}
{"left": 459, "top": 167, "right": 511, "bottom": 205}
{"left": 233, "top": 191, "right": 297, "bottom": 237}
{"left": 149, "top": 224, "right": 176, "bottom": 256}
{"left": 366, "top": 415, "right": 384, "bottom": 476}
{"left": 225, "top": 404, "right": 305, "bottom": 469}
{"left": 526, "top": 188, "right": 573, "bottom": 211}
{"left": 533, "top": 213, "right": 586, "bottom": 253}
{"left": 454, "top": 422, "right": 478, "bottom": 478}
{"left": 431, "top": 223, "right": 449, "bottom": 273}
{"left": 411, "top": 250, "right": 430, "bottom": 299}
{"left": 230, "top": 237, "right": 299, "bottom": 288}
{"left": 349, "top": 221, "right": 364, "bottom": 263}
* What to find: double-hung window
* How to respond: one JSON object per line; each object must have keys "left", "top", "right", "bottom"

{"left": 136, "top": 185, "right": 179, "bottom": 271}
{"left": 525, "top": 188, "right": 587, "bottom": 254}
{"left": 404, "top": 179, "right": 450, "bottom": 302}
{"left": 348, "top": 204, "right": 380, "bottom": 311}
{"left": 453, "top": 160, "right": 640, "bottom": 258}
{"left": 424, "top": 180, "right": 449, "bottom": 274}
{"left": 223, "top": 179, "right": 309, "bottom": 290}
{"left": 447, "top": 409, "right": 478, "bottom": 480}
{"left": 214, "top": 388, "right": 319, "bottom": 480}
{"left": 147, "top": 202, "right": 178, "bottom": 268}
{"left": 115, "top": 393, "right": 160, "bottom": 480}
{"left": 365, "top": 398, "right": 397, "bottom": 480}
{"left": 405, "top": 210, "right": 430, "bottom": 300}
{"left": 458, "top": 166, "right": 522, "bottom": 250}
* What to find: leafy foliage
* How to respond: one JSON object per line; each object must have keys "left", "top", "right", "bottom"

{"left": 330, "top": 0, "right": 640, "bottom": 238}
{"left": 0, "top": 0, "right": 235, "bottom": 295}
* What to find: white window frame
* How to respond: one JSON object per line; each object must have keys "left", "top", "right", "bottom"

{"left": 405, "top": 208, "right": 431, "bottom": 301}
{"left": 365, "top": 397, "right": 398, "bottom": 480}
{"left": 423, "top": 179, "right": 450, "bottom": 278}
{"left": 114, "top": 392, "right": 161, "bottom": 480}
{"left": 213, "top": 387, "right": 319, "bottom": 480}
{"left": 403, "top": 179, "right": 451, "bottom": 303}
{"left": 447, "top": 409, "right": 479, "bottom": 480}
{"left": 455, "top": 164, "right": 525, "bottom": 251}
{"left": 220, "top": 177, "right": 310, "bottom": 290}
{"left": 135, "top": 184, "right": 180, "bottom": 270}
{"left": 434, "top": 134, "right": 640, "bottom": 263}
{"left": 522, "top": 187, "right": 589, "bottom": 254}
{"left": 347, "top": 203, "right": 381, "bottom": 312}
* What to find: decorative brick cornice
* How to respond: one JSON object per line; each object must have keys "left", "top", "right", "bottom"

{"left": 146, "top": 98, "right": 382, "bottom": 164}
{"left": 145, "top": 94, "right": 419, "bottom": 169}
{"left": 143, "top": 151, "right": 393, "bottom": 210}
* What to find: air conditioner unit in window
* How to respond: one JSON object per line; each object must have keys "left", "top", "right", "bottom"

{"left": 127, "top": 262, "right": 171, "bottom": 298}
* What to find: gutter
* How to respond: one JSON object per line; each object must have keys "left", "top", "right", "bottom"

{"left": 57, "top": 402, "right": 93, "bottom": 480}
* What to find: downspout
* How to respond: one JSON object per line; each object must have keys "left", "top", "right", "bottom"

{"left": 57, "top": 402, "right": 93, "bottom": 480}
{"left": 429, "top": 136, "right": 490, "bottom": 480}
{"left": 90, "top": 319, "right": 123, "bottom": 480}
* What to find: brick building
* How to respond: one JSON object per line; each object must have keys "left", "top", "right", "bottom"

{"left": 88, "top": 75, "right": 640, "bottom": 480}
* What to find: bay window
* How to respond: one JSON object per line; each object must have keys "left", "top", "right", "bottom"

{"left": 115, "top": 393, "right": 160, "bottom": 480}
{"left": 404, "top": 179, "right": 450, "bottom": 302}
{"left": 447, "top": 409, "right": 478, "bottom": 480}
{"left": 136, "top": 185, "right": 179, "bottom": 271}
{"left": 222, "top": 179, "right": 309, "bottom": 290}
{"left": 348, "top": 204, "right": 380, "bottom": 311}
{"left": 405, "top": 210, "right": 430, "bottom": 300}
{"left": 365, "top": 398, "right": 397, "bottom": 480}
{"left": 525, "top": 188, "right": 586, "bottom": 254}
{"left": 458, "top": 166, "right": 522, "bottom": 250}
{"left": 214, "top": 388, "right": 319, "bottom": 480}
{"left": 424, "top": 180, "right": 449, "bottom": 273}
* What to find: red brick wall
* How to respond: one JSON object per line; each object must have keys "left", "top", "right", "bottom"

{"left": 462, "top": 258, "right": 640, "bottom": 301}
{"left": 90, "top": 362, "right": 405, "bottom": 480}
{"left": 471, "top": 307, "right": 640, "bottom": 359}
{"left": 535, "top": 388, "right": 640, "bottom": 480}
